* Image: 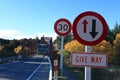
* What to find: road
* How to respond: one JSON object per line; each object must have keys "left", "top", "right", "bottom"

{"left": 0, "top": 55, "right": 51, "bottom": 80}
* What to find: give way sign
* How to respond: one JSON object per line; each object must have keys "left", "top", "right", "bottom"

{"left": 73, "top": 11, "right": 108, "bottom": 46}
{"left": 70, "top": 52, "right": 108, "bottom": 68}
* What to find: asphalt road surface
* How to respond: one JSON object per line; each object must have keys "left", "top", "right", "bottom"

{"left": 0, "top": 55, "right": 51, "bottom": 80}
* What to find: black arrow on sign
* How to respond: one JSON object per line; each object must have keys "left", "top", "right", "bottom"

{"left": 89, "top": 19, "right": 98, "bottom": 39}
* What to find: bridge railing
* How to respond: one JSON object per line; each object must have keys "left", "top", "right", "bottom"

{"left": 0, "top": 56, "right": 20, "bottom": 64}
{"left": 48, "top": 56, "right": 53, "bottom": 80}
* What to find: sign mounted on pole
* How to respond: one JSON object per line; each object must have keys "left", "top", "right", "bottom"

{"left": 54, "top": 18, "right": 72, "bottom": 36}
{"left": 54, "top": 18, "right": 72, "bottom": 76}
{"left": 73, "top": 11, "right": 108, "bottom": 46}
{"left": 70, "top": 52, "right": 108, "bottom": 68}
{"left": 54, "top": 60, "right": 58, "bottom": 80}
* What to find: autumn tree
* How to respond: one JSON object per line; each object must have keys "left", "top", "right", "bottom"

{"left": 54, "top": 33, "right": 74, "bottom": 49}
{"left": 64, "top": 40, "right": 85, "bottom": 53}
{"left": 112, "top": 22, "right": 120, "bottom": 34}
{"left": 14, "top": 45, "right": 22, "bottom": 55}
{"left": 105, "top": 28, "right": 115, "bottom": 44}
{"left": 113, "top": 33, "right": 120, "bottom": 65}
{"left": 64, "top": 39, "right": 116, "bottom": 63}
{"left": 0, "top": 45, "right": 4, "bottom": 51}
{"left": 92, "top": 40, "right": 116, "bottom": 63}
{"left": 106, "top": 23, "right": 120, "bottom": 44}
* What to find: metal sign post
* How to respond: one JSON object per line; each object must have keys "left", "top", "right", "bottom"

{"left": 71, "top": 11, "right": 108, "bottom": 80}
{"left": 54, "top": 60, "right": 58, "bottom": 80}
{"left": 60, "top": 36, "right": 64, "bottom": 76}
{"left": 54, "top": 18, "right": 72, "bottom": 76}
{"left": 85, "top": 46, "right": 91, "bottom": 80}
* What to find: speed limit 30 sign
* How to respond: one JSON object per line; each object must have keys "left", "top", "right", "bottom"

{"left": 54, "top": 18, "right": 72, "bottom": 36}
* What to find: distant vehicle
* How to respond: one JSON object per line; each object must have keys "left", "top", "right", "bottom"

{"left": 37, "top": 44, "right": 50, "bottom": 55}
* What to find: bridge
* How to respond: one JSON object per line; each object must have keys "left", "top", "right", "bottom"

{"left": 0, "top": 55, "right": 52, "bottom": 80}
{"left": 0, "top": 36, "right": 54, "bottom": 80}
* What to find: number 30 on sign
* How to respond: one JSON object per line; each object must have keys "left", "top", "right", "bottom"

{"left": 54, "top": 18, "right": 72, "bottom": 36}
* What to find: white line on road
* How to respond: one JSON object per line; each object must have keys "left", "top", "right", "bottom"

{"left": 26, "top": 61, "right": 43, "bottom": 80}
{"left": 26, "top": 56, "right": 51, "bottom": 80}
{"left": 26, "top": 59, "right": 43, "bottom": 80}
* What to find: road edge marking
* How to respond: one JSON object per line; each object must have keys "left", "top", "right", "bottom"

{"left": 48, "top": 57, "right": 52, "bottom": 80}
{"left": 26, "top": 57, "right": 44, "bottom": 80}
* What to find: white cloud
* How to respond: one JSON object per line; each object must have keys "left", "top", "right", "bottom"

{"left": 0, "top": 30, "right": 57, "bottom": 41}
{"left": 0, "top": 30, "right": 22, "bottom": 39}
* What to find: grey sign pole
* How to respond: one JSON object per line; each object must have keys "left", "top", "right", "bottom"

{"left": 85, "top": 46, "right": 91, "bottom": 80}
{"left": 60, "top": 36, "right": 64, "bottom": 76}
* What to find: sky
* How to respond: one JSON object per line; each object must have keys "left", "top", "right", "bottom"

{"left": 0, "top": 0, "right": 120, "bottom": 40}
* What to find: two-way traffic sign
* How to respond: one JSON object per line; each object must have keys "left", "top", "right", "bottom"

{"left": 73, "top": 11, "right": 108, "bottom": 46}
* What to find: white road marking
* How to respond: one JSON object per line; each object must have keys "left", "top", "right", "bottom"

{"left": 26, "top": 62, "right": 43, "bottom": 80}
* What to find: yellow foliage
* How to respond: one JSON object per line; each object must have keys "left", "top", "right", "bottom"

{"left": 92, "top": 40, "right": 116, "bottom": 62}
{"left": 93, "top": 40, "right": 111, "bottom": 52}
{"left": 57, "top": 50, "right": 60, "bottom": 54}
{"left": 92, "top": 40, "right": 110, "bottom": 52}
{"left": 65, "top": 39, "right": 116, "bottom": 62}
{"left": 14, "top": 45, "right": 22, "bottom": 54}
{"left": 24, "top": 47, "right": 29, "bottom": 51}
{"left": 115, "top": 34, "right": 120, "bottom": 40}
{"left": 113, "top": 33, "right": 120, "bottom": 55}
{"left": 0, "top": 45, "right": 4, "bottom": 51}
{"left": 64, "top": 40, "right": 85, "bottom": 53}
{"left": 114, "top": 33, "right": 120, "bottom": 48}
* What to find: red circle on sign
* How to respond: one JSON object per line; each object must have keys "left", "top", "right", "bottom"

{"left": 54, "top": 18, "right": 72, "bottom": 36}
{"left": 73, "top": 11, "right": 108, "bottom": 46}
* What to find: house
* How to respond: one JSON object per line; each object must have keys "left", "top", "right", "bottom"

{"left": 38, "top": 36, "right": 54, "bottom": 57}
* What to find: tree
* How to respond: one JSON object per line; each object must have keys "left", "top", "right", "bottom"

{"left": 54, "top": 36, "right": 61, "bottom": 49}
{"left": 0, "top": 45, "right": 4, "bottom": 51}
{"left": 113, "top": 33, "right": 120, "bottom": 65}
{"left": 105, "top": 27, "right": 115, "bottom": 44}
{"left": 64, "top": 33, "right": 75, "bottom": 44}
{"left": 54, "top": 32, "right": 74, "bottom": 49}
{"left": 92, "top": 40, "right": 116, "bottom": 63}
{"left": 14, "top": 45, "right": 22, "bottom": 55}
{"left": 64, "top": 40, "right": 85, "bottom": 53}
{"left": 64, "top": 39, "right": 116, "bottom": 63}
{"left": 105, "top": 23, "right": 120, "bottom": 44}
{"left": 112, "top": 22, "right": 120, "bottom": 33}
{"left": 0, "top": 38, "right": 10, "bottom": 45}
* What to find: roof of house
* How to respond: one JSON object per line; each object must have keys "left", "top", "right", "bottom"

{"left": 39, "top": 36, "right": 52, "bottom": 44}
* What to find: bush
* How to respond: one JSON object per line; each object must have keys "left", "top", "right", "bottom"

{"left": 64, "top": 51, "right": 70, "bottom": 59}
